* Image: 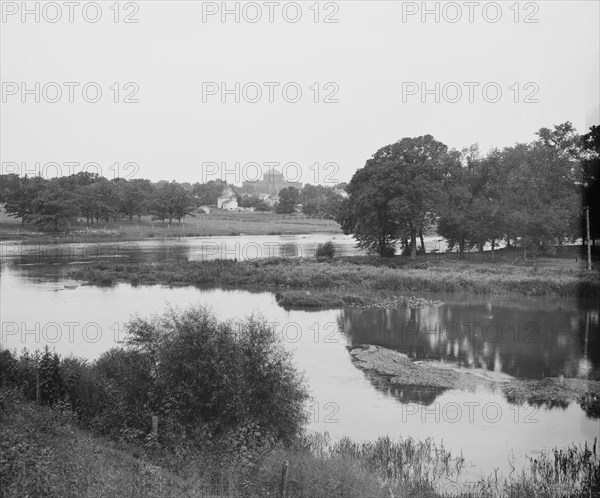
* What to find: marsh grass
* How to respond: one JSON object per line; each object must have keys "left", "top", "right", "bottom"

{"left": 72, "top": 258, "right": 600, "bottom": 297}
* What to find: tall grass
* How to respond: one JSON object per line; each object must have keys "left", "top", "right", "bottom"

{"left": 2, "top": 388, "right": 598, "bottom": 497}
{"left": 72, "top": 258, "right": 600, "bottom": 297}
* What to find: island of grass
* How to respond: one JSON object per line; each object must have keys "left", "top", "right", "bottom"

{"left": 70, "top": 256, "right": 600, "bottom": 297}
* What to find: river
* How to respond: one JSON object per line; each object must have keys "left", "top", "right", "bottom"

{"left": 0, "top": 235, "right": 598, "bottom": 483}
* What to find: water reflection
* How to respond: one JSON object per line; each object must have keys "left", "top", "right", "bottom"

{"left": 339, "top": 299, "right": 600, "bottom": 381}
{"left": 1, "top": 266, "right": 598, "bottom": 479}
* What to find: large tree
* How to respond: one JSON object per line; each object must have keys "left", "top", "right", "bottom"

{"left": 275, "top": 187, "right": 299, "bottom": 214}
{"left": 29, "top": 180, "right": 79, "bottom": 231}
{"left": 339, "top": 135, "right": 450, "bottom": 258}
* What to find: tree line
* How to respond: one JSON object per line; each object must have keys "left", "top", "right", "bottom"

{"left": 0, "top": 173, "right": 345, "bottom": 231}
{"left": 337, "top": 122, "right": 599, "bottom": 258}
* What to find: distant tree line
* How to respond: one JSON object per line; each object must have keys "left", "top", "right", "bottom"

{"left": 0, "top": 173, "right": 346, "bottom": 230}
{"left": 1, "top": 174, "right": 198, "bottom": 230}
{"left": 338, "top": 122, "right": 600, "bottom": 258}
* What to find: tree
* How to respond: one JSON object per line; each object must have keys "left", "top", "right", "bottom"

{"left": 339, "top": 135, "right": 449, "bottom": 258}
{"left": 580, "top": 125, "right": 600, "bottom": 245}
{"left": 169, "top": 182, "right": 195, "bottom": 222}
{"left": 301, "top": 185, "right": 344, "bottom": 218}
{"left": 150, "top": 182, "right": 195, "bottom": 223}
{"left": 117, "top": 179, "right": 153, "bottom": 221}
{"left": 3, "top": 176, "right": 45, "bottom": 224}
{"left": 29, "top": 180, "right": 79, "bottom": 231}
{"left": 150, "top": 183, "right": 172, "bottom": 223}
{"left": 123, "top": 306, "right": 309, "bottom": 445}
{"left": 193, "top": 179, "right": 227, "bottom": 206}
{"left": 501, "top": 141, "right": 580, "bottom": 258}
{"left": 275, "top": 187, "right": 299, "bottom": 214}
{"left": 337, "top": 165, "right": 399, "bottom": 256}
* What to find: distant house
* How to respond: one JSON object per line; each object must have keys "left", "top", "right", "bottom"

{"left": 332, "top": 187, "right": 349, "bottom": 199}
{"left": 198, "top": 205, "right": 211, "bottom": 214}
{"left": 258, "top": 193, "right": 278, "bottom": 207}
{"left": 218, "top": 197, "right": 238, "bottom": 210}
{"left": 217, "top": 187, "right": 239, "bottom": 210}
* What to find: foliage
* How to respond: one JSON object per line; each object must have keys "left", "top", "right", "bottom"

{"left": 0, "top": 306, "right": 309, "bottom": 449}
{"left": 342, "top": 123, "right": 590, "bottom": 259}
{"left": 275, "top": 187, "right": 300, "bottom": 214}
{"left": 300, "top": 184, "right": 344, "bottom": 218}
{"left": 315, "top": 240, "right": 336, "bottom": 258}
{"left": 339, "top": 135, "right": 451, "bottom": 257}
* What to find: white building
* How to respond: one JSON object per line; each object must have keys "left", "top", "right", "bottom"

{"left": 217, "top": 187, "right": 239, "bottom": 210}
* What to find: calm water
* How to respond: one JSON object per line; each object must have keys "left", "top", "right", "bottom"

{"left": 0, "top": 233, "right": 451, "bottom": 265}
{"left": 0, "top": 235, "right": 598, "bottom": 482}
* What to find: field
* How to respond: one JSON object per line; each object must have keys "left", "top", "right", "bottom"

{"left": 0, "top": 206, "right": 342, "bottom": 241}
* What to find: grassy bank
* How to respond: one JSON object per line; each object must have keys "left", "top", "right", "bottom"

{"left": 0, "top": 388, "right": 455, "bottom": 497}
{"left": 0, "top": 208, "right": 341, "bottom": 243}
{"left": 70, "top": 257, "right": 600, "bottom": 297}
{"left": 2, "top": 389, "right": 598, "bottom": 497}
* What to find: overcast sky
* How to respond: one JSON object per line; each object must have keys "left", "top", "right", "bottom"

{"left": 1, "top": 1, "right": 599, "bottom": 185}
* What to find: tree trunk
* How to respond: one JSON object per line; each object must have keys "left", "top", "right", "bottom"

{"left": 491, "top": 238, "right": 496, "bottom": 260}
{"left": 458, "top": 238, "right": 465, "bottom": 259}
{"left": 419, "top": 230, "right": 426, "bottom": 258}
{"left": 410, "top": 229, "right": 417, "bottom": 260}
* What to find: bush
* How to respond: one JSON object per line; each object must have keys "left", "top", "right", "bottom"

{"left": 0, "top": 307, "right": 310, "bottom": 451}
{"left": 315, "top": 241, "right": 336, "bottom": 258}
{"left": 126, "top": 307, "right": 309, "bottom": 445}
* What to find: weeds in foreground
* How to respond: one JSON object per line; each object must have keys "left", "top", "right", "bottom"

{"left": 1, "top": 388, "right": 598, "bottom": 497}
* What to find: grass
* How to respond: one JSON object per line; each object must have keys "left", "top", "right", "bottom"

{"left": 2, "top": 389, "right": 597, "bottom": 497}
{"left": 70, "top": 257, "right": 600, "bottom": 297}
{"left": 0, "top": 207, "right": 341, "bottom": 242}
{"left": 275, "top": 291, "right": 443, "bottom": 309}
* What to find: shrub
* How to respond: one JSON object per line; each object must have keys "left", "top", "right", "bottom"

{"left": 121, "top": 306, "right": 310, "bottom": 446}
{"left": 315, "top": 241, "right": 336, "bottom": 258}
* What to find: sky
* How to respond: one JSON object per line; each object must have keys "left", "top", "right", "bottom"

{"left": 1, "top": 1, "right": 599, "bottom": 186}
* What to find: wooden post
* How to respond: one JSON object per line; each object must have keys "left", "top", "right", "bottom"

{"left": 586, "top": 206, "right": 592, "bottom": 270}
{"left": 152, "top": 415, "right": 158, "bottom": 437}
{"left": 279, "top": 460, "right": 289, "bottom": 498}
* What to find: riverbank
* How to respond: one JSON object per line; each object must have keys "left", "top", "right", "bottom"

{"left": 0, "top": 210, "right": 342, "bottom": 243}
{"left": 70, "top": 257, "right": 600, "bottom": 297}
{"left": 2, "top": 388, "right": 598, "bottom": 497}
{"left": 348, "top": 344, "right": 600, "bottom": 417}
